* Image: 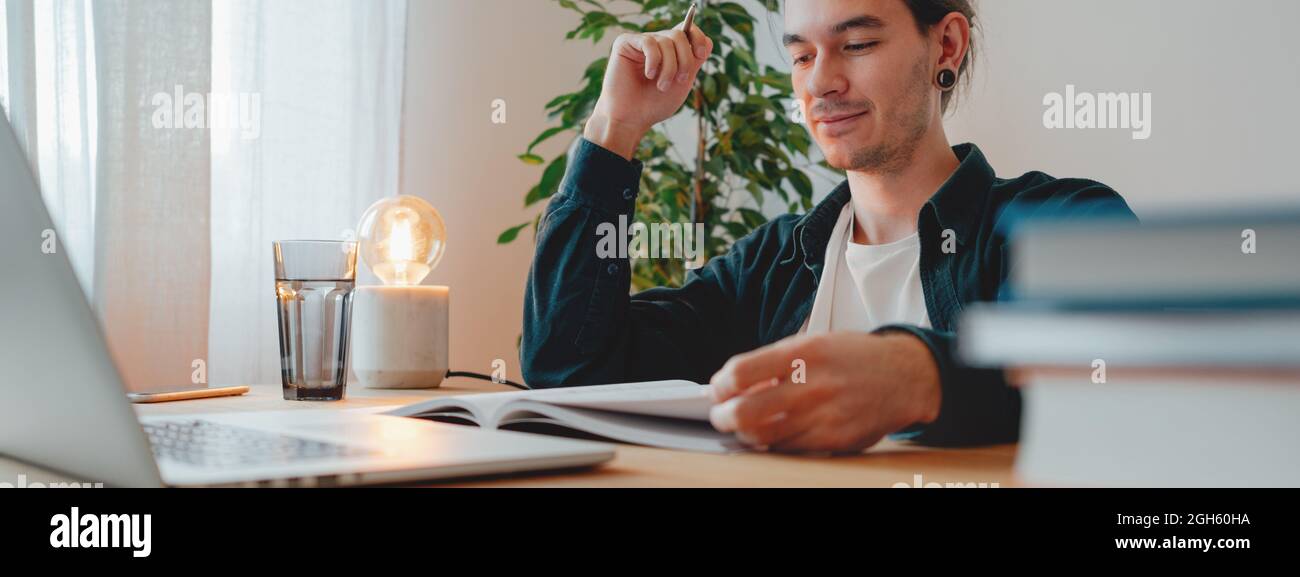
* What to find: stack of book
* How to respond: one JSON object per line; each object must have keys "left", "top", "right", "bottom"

{"left": 959, "top": 210, "right": 1300, "bottom": 487}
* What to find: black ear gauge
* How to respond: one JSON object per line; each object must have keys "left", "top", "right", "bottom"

{"left": 937, "top": 69, "right": 957, "bottom": 90}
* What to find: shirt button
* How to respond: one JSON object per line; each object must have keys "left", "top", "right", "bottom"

{"left": 622, "top": 188, "right": 636, "bottom": 200}
{"left": 606, "top": 263, "right": 620, "bottom": 276}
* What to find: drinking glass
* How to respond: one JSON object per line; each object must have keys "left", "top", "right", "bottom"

{"left": 273, "top": 241, "right": 358, "bottom": 401}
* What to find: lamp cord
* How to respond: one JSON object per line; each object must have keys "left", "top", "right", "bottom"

{"left": 445, "top": 370, "right": 530, "bottom": 391}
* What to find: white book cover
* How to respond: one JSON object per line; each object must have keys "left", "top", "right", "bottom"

{"left": 1016, "top": 375, "right": 1300, "bottom": 488}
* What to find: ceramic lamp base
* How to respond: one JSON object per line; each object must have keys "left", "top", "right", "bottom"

{"left": 351, "top": 285, "right": 449, "bottom": 389}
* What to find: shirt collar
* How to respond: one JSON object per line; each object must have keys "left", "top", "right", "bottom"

{"left": 782, "top": 143, "right": 995, "bottom": 276}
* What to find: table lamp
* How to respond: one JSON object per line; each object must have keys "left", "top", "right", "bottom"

{"left": 350, "top": 195, "right": 449, "bottom": 389}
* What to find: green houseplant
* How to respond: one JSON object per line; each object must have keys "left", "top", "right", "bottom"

{"left": 500, "top": 0, "right": 830, "bottom": 290}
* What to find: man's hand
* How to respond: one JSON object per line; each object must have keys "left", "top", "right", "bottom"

{"left": 708, "top": 332, "right": 943, "bottom": 454}
{"left": 584, "top": 23, "right": 714, "bottom": 160}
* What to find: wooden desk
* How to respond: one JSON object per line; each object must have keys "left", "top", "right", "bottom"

{"left": 4, "top": 379, "right": 1019, "bottom": 488}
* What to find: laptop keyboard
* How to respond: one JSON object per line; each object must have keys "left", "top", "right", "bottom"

{"left": 143, "top": 420, "right": 376, "bottom": 468}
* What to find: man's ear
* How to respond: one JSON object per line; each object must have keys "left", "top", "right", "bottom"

{"left": 933, "top": 12, "right": 971, "bottom": 73}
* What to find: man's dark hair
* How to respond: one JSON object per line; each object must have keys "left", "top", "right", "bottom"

{"left": 901, "top": 0, "right": 978, "bottom": 113}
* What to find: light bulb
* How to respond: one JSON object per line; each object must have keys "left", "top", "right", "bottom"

{"left": 357, "top": 196, "right": 446, "bottom": 286}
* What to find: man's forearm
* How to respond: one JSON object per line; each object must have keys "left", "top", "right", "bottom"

{"left": 582, "top": 112, "right": 645, "bottom": 162}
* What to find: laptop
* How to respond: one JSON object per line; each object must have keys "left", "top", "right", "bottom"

{"left": 0, "top": 114, "right": 613, "bottom": 487}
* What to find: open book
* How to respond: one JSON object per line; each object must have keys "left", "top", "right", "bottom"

{"left": 385, "top": 380, "right": 745, "bottom": 454}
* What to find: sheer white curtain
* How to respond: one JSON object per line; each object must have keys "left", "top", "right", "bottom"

{"left": 93, "top": 0, "right": 214, "bottom": 391}
{"left": 1, "top": 0, "right": 407, "bottom": 391}
{"left": 208, "top": 0, "right": 406, "bottom": 386}
{"left": 2, "top": 0, "right": 97, "bottom": 293}
{"left": 3, "top": 0, "right": 215, "bottom": 391}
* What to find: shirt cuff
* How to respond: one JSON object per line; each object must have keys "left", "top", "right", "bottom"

{"left": 559, "top": 137, "right": 644, "bottom": 215}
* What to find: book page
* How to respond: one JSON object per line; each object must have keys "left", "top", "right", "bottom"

{"left": 498, "top": 402, "right": 743, "bottom": 454}
{"left": 533, "top": 382, "right": 713, "bottom": 421}
{"left": 383, "top": 380, "right": 703, "bottom": 424}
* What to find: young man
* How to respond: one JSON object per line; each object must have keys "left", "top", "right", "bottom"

{"left": 522, "top": 0, "right": 1134, "bottom": 453}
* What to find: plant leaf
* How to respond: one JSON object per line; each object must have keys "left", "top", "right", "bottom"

{"left": 498, "top": 222, "right": 531, "bottom": 245}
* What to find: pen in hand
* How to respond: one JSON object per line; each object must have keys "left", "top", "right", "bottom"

{"left": 684, "top": 2, "right": 697, "bottom": 43}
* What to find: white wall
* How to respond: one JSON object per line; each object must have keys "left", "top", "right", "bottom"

{"left": 945, "top": 0, "right": 1300, "bottom": 214}
{"left": 401, "top": 0, "right": 607, "bottom": 382}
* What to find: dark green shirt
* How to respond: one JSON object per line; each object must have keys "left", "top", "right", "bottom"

{"left": 522, "top": 138, "right": 1134, "bottom": 446}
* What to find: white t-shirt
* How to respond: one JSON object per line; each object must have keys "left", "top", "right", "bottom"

{"left": 804, "top": 205, "right": 932, "bottom": 334}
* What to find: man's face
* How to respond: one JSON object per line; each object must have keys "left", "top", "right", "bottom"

{"left": 784, "top": 0, "right": 939, "bottom": 173}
